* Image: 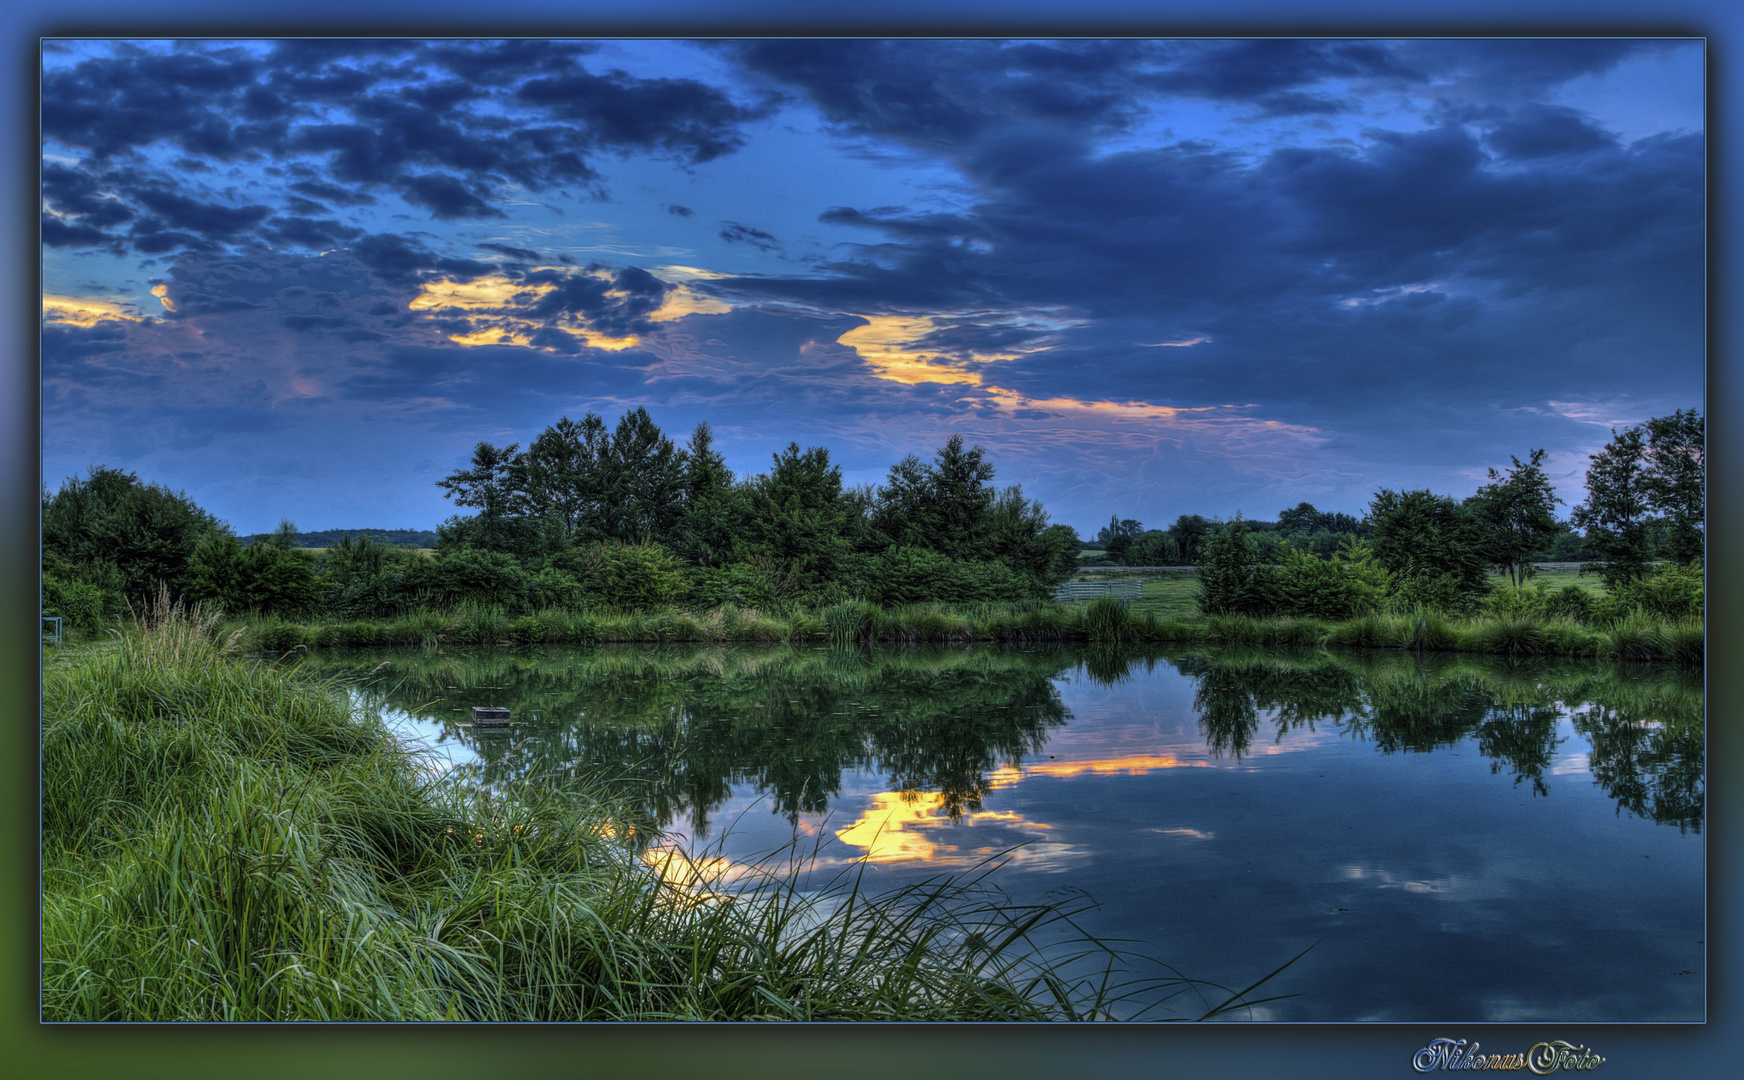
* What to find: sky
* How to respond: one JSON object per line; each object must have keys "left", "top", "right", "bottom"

{"left": 40, "top": 37, "right": 1705, "bottom": 537}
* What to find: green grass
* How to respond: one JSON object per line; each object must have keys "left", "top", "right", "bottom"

{"left": 44, "top": 592, "right": 1241, "bottom": 1022}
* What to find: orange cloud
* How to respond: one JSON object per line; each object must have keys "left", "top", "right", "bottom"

{"left": 43, "top": 295, "right": 143, "bottom": 327}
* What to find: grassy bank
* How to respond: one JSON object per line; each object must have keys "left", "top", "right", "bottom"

{"left": 43, "top": 598, "right": 1212, "bottom": 1021}
{"left": 231, "top": 596, "right": 1702, "bottom": 665}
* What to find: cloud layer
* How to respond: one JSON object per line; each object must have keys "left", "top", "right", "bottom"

{"left": 42, "top": 39, "right": 1703, "bottom": 533}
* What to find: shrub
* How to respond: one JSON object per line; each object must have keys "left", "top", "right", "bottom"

{"left": 1596, "top": 560, "right": 1703, "bottom": 623}
{"left": 1265, "top": 542, "right": 1390, "bottom": 621}
{"left": 553, "top": 542, "right": 685, "bottom": 610}
{"left": 42, "top": 572, "right": 108, "bottom": 635}
{"left": 404, "top": 548, "right": 530, "bottom": 610}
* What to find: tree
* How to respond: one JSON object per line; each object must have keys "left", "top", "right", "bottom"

{"left": 1365, "top": 489, "right": 1490, "bottom": 596}
{"left": 1466, "top": 449, "right": 1562, "bottom": 587}
{"left": 1197, "top": 520, "right": 1260, "bottom": 615}
{"left": 436, "top": 441, "right": 522, "bottom": 550}
{"left": 669, "top": 422, "right": 744, "bottom": 567}
{"left": 42, "top": 466, "right": 226, "bottom": 603}
{"left": 744, "top": 443, "right": 850, "bottom": 587}
{"left": 869, "top": 434, "right": 998, "bottom": 559}
{"left": 601, "top": 407, "right": 686, "bottom": 544}
{"left": 1096, "top": 515, "right": 1144, "bottom": 545}
{"left": 1571, "top": 426, "right": 1653, "bottom": 587}
{"left": 1642, "top": 409, "right": 1704, "bottom": 565}
{"left": 1168, "top": 514, "right": 1215, "bottom": 565}
{"left": 1276, "top": 502, "right": 1322, "bottom": 534}
{"left": 516, "top": 415, "right": 609, "bottom": 550}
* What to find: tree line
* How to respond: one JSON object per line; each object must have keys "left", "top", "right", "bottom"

{"left": 39, "top": 407, "right": 1700, "bottom": 632}
{"left": 1187, "top": 410, "right": 1702, "bottom": 623}
{"left": 41, "top": 412, "right": 1080, "bottom": 630}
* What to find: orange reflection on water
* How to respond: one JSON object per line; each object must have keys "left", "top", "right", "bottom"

{"left": 832, "top": 790, "right": 1049, "bottom": 864}
{"left": 986, "top": 752, "right": 1213, "bottom": 789}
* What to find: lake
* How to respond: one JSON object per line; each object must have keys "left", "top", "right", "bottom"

{"left": 300, "top": 643, "right": 1704, "bottom": 1022}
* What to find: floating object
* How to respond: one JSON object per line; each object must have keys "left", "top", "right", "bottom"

{"left": 470, "top": 706, "right": 511, "bottom": 727}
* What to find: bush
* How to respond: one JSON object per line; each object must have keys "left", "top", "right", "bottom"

{"left": 42, "top": 572, "right": 109, "bottom": 635}
{"left": 404, "top": 548, "right": 531, "bottom": 610}
{"left": 552, "top": 542, "right": 685, "bottom": 610}
{"left": 856, "top": 547, "right": 1038, "bottom": 606}
{"left": 1264, "top": 542, "right": 1390, "bottom": 621}
{"left": 1596, "top": 560, "right": 1703, "bottom": 623}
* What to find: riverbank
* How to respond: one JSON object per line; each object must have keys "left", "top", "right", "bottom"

{"left": 41, "top": 600, "right": 1175, "bottom": 1021}
{"left": 228, "top": 598, "right": 1702, "bottom": 666}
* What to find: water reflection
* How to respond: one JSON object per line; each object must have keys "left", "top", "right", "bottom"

{"left": 302, "top": 644, "right": 1702, "bottom": 838}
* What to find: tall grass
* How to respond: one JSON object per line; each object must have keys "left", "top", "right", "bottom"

{"left": 227, "top": 597, "right": 1702, "bottom": 666}
{"left": 44, "top": 597, "right": 1212, "bottom": 1021}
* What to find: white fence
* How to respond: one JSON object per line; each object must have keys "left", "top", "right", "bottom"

{"left": 1053, "top": 580, "right": 1144, "bottom": 604}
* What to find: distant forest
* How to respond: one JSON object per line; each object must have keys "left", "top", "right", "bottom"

{"left": 239, "top": 528, "right": 437, "bottom": 549}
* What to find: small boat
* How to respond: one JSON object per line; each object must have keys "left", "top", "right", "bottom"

{"left": 470, "top": 706, "right": 511, "bottom": 727}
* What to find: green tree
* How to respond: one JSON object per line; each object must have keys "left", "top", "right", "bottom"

{"left": 1365, "top": 489, "right": 1490, "bottom": 597}
{"left": 1168, "top": 514, "right": 1215, "bottom": 565}
{"left": 41, "top": 466, "right": 226, "bottom": 603}
{"left": 1466, "top": 449, "right": 1562, "bottom": 587}
{"left": 1096, "top": 515, "right": 1144, "bottom": 544}
{"left": 436, "top": 441, "right": 523, "bottom": 550}
{"left": 1571, "top": 426, "right": 1653, "bottom": 587}
{"left": 744, "top": 443, "right": 850, "bottom": 587}
{"left": 1642, "top": 409, "right": 1704, "bottom": 565}
{"left": 983, "top": 485, "right": 1074, "bottom": 586}
{"left": 515, "top": 414, "right": 610, "bottom": 550}
{"left": 601, "top": 407, "right": 686, "bottom": 544}
{"left": 669, "top": 421, "right": 744, "bottom": 567}
{"left": 869, "top": 434, "right": 998, "bottom": 559}
{"left": 1197, "top": 520, "right": 1262, "bottom": 616}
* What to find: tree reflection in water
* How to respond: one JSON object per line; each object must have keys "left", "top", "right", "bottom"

{"left": 301, "top": 643, "right": 1702, "bottom": 839}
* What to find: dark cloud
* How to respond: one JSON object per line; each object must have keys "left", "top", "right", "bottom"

{"left": 515, "top": 68, "right": 766, "bottom": 163}
{"left": 667, "top": 203, "right": 694, "bottom": 216}
{"left": 400, "top": 174, "right": 504, "bottom": 219}
{"left": 1143, "top": 40, "right": 1422, "bottom": 115}
{"left": 43, "top": 39, "right": 765, "bottom": 249}
{"left": 521, "top": 264, "right": 672, "bottom": 337}
{"left": 720, "top": 222, "right": 781, "bottom": 251}
{"left": 261, "top": 215, "right": 364, "bottom": 250}
{"left": 477, "top": 241, "right": 543, "bottom": 262}
{"left": 1484, "top": 106, "right": 1620, "bottom": 159}
{"left": 350, "top": 233, "right": 490, "bottom": 287}
{"left": 724, "top": 39, "right": 1162, "bottom": 151}
{"left": 288, "top": 179, "right": 376, "bottom": 207}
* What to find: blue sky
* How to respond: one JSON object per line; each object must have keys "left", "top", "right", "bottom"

{"left": 40, "top": 38, "right": 1704, "bottom": 536}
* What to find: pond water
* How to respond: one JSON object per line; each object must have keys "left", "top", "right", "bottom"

{"left": 299, "top": 644, "right": 1704, "bottom": 1022}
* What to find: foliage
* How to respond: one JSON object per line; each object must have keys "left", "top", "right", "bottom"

{"left": 1260, "top": 540, "right": 1392, "bottom": 621}
{"left": 42, "top": 466, "right": 226, "bottom": 603}
{"left": 1642, "top": 409, "right": 1704, "bottom": 565}
{"left": 1572, "top": 410, "right": 1703, "bottom": 585}
{"left": 667, "top": 421, "right": 744, "bottom": 567}
{"left": 1197, "top": 521, "right": 1261, "bottom": 616}
{"left": 1466, "top": 449, "right": 1562, "bottom": 587}
{"left": 404, "top": 548, "right": 530, "bottom": 609}
{"left": 1595, "top": 560, "right": 1704, "bottom": 623}
{"left": 1366, "top": 488, "right": 1491, "bottom": 599}
{"left": 42, "top": 572, "right": 108, "bottom": 635}
{"left": 551, "top": 542, "right": 686, "bottom": 610}
{"left": 1096, "top": 515, "right": 1144, "bottom": 544}
{"left": 742, "top": 442, "right": 851, "bottom": 588}
{"left": 855, "top": 547, "right": 1042, "bottom": 605}
{"left": 185, "top": 533, "right": 322, "bottom": 617}
{"left": 1168, "top": 515, "right": 1216, "bottom": 565}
